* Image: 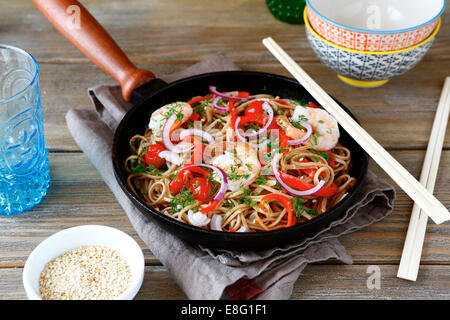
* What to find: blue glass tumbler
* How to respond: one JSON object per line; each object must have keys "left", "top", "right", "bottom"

{"left": 0, "top": 45, "right": 50, "bottom": 215}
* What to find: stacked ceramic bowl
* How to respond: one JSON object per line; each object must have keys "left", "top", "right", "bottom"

{"left": 304, "top": 0, "right": 445, "bottom": 88}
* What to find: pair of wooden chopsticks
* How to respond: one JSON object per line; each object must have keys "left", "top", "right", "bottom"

{"left": 397, "top": 77, "right": 450, "bottom": 281}
{"left": 261, "top": 37, "right": 450, "bottom": 226}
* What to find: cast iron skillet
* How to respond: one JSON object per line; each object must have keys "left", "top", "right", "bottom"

{"left": 34, "top": 0, "right": 369, "bottom": 250}
{"left": 112, "top": 71, "right": 369, "bottom": 250}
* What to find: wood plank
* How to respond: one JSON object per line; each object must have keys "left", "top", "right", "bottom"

{"left": 1, "top": 0, "right": 447, "bottom": 64}
{"left": 293, "top": 264, "right": 450, "bottom": 299}
{"left": 0, "top": 151, "right": 448, "bottom": 268}
{"left": 2, "top": 264, "right": 449, "bottom": 300}
{"left": 38, "top": 60, "right": 450, "bottom": 151}
{"left": 1, "top": 0, "right": 448, "bottom": 302}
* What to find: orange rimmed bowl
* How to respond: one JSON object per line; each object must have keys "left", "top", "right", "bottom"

{"left": 304, "top": 7, "right": 441, "bottom": 88}
{"left": 306, "top": 0, "right": 445, "bottom": 52}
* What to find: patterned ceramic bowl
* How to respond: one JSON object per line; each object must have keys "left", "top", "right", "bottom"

{"left": 306, "top": 0, "right": 445, "bottom": 52}
{"left": 304, "top": 8, "right": 441, "bottom": 88}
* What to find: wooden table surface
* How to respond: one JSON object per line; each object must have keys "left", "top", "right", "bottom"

{"left": 1, "top": 0, "right": 449, "bottom": 300}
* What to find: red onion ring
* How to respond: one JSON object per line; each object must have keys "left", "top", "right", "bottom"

{"left": 209, "top": 86, "right": 251, "bottom": 102}
{"left": 241, "top": 102, "right": 274, "bottom": 138}
{"left": 212, "top": 96, "right": 228, "bottom": 112}
{"left": 182, "top": 163, "right": 228, "bottom": 202}
{"left": 287, "top": 120, "right": 313, "bottom": 145}
{"left": 162, "top": 114, "right": 195, "bottom": 153}
{"left": 272, "top": 153, "right": 325, "bottom": 196}
{"left": 179, "top": 128, "right": 215, "bottom": 145}
{"left": 235, "top": 117, "right": 268, "bottom": 149}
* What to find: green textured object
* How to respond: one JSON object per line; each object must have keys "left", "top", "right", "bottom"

{"left": 266, "top": 0, "right": 306, "bottom": 24}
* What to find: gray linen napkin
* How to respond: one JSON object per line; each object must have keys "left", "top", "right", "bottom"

{"left": 65, "top": 53, "right": 395, "bottom": 300}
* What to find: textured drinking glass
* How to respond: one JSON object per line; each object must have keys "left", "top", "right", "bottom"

{"left": 0, "top": 45, "right": 50, "bottom": 215}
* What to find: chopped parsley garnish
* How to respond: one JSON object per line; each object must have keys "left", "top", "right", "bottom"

{"left": 238, "top": 188, "right": 257, "bottom": 207}
{"left": 244, "top": 123, "right": 260, "bottom": 132}
{"left": 273, "top": 107, "right": 284, "bottom": 116}
{"left": 311, "top": 132, "right": 321, "bottom": 146}
{"left": 205, "top": 172, "right": 220, "bottom": 199}
{"left": 291, "top": 98, "right": 307, "bottom": 106}
{"left": 291, "top": 115, "right": 309, "bottom": 130}
{"left": 255, "top": 174, "right": 267, "bottom": 185}
{"left": 305, "top": 208, "right": 318, "bottom": 216}
{"left": 227, "top": 165, "right": 251, "bottom": 181}
{"left": 161, "top": 102, "right": 186, "bottom": 121}
{"left": 309, "top": 148, "right": 330, "bottom": 161}
{"left": 292, "top": 197, "right": 306, "bottom": 218}
{"left": 292, "top": 197, "right": 318, "bottom": 218}
{"left": 130, "top": 161, "right": 163, "bottom": 175}
{"left": 171, "top": 189, "right": 196, "bottom": 212}
{"left": 223, "top": 200, "right": 236, "bottom": 210}
{"left": 193, "top": 99, "right": 210, "bottom": 116}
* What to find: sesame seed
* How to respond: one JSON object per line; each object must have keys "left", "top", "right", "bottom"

{"left": 39, "top": 245, "right": 132, "bottom": 300}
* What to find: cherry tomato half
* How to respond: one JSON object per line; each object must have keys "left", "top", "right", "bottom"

{"left": 143, "top": 144, "right": 166, "bottom": 169}
{"left": 188, "top": 177, "right": 220, "bottom": 203}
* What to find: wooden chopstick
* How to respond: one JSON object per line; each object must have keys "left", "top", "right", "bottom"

{"left": 262, "top": 36, "right": 450, "bottom": 225}
{"left": 397, "top": 77, "right": 450, "bottom": 281}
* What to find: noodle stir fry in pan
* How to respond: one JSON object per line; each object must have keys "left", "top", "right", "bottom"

{"left": 125, "top": 87, "right": 356, "bottom": 232}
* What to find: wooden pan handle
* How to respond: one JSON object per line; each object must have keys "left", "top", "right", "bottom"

{"left": 32, "top": 0, "right": 155, "bottom": 102}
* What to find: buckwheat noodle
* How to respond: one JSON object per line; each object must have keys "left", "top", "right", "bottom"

{"left": 125, "top": 91, "right": 355, "bottom": 232}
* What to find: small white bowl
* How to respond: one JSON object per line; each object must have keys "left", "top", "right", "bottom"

{"left": 307, "top": 0, "right": 445, "bottom": 32}
{"left": 23, "top": 225, "right": 145, "bottom": 300}
{"left": 306, "top": 0, "right": 445, "bottom": 51}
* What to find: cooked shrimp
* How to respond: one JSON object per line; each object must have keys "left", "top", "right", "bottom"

{"left": 148, "top": 102, "right": 193, "bottom": 141}
{"left": 205, "top": 141, "right": 261, "bottom": 192}
{"left": 275, "top": 115, "right": 305, "bottom": 140}
{"left": 291, "top": 106, "right": 340, "bottom": 151}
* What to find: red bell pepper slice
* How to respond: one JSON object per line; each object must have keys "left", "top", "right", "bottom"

{"left": 187, "top": 94, "right": 213, "bottom": 105}
{"left": 327, "top": 150, "right": 336, "bottom": 168}
{"left": 277, "top": 170, "right": 338, "bottom": 197}
{"left": 237, "top": 114, "right": 266, "bottom": 127}
{"left": 186, "top": 138, "right": 205, "bottom": 165}
{"left": 199, "top": 200, "right": 220, "bottom": 214}
{"left": 260, "top": 194, "right": 295, "bottom": 227}
{"left": 308, "top": 101, "right": 320, "bottom": 109}
{"left": 236, "top": 91, "right": 250, "bottom": 98}
{"left": 296, "top": 158, "right": 318, "bottom": 180}
{"left": 268, "top": 117, "right": 289, "bottom": 153}
{"left": 189, "top": 113, "right": 200, "bottom": 121}
{"left": 245, "top": 101, "right": 264, "bottom": 116}
{"left": 237, "top": 101, "right": 269, "bottom": 131}
{"left": 276, "top": 99, "right": 289, "bottom": 106}
{"left": 229, "top": 100, "right": 238, "bottom": 141}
